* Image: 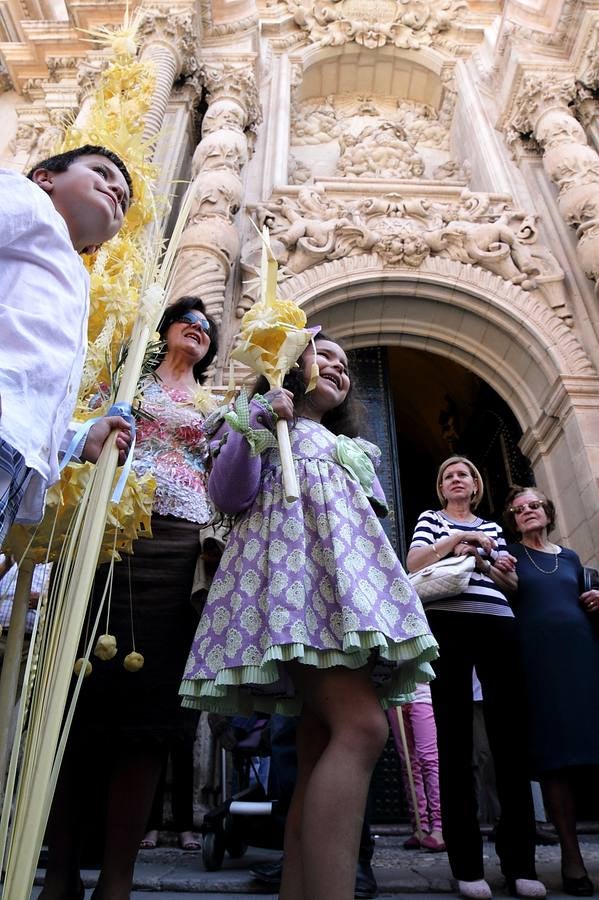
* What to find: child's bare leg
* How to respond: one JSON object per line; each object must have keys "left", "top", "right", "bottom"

{"left": 279, "top": 707, "right": 329, "bottom": 900}
{"left": 286, "top": 662, "right": 389, "bottom": 900}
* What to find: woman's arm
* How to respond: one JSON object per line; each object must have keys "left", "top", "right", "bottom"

{"left": 407, "top": 529, "right": 479, "bottom": 573}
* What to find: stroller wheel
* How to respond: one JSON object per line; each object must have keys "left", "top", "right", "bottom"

{"left": 202, "top": 829, "right": 225, "bottom": 871}
{"left": 224, "top": 814, "right": 248, "bottom": 859}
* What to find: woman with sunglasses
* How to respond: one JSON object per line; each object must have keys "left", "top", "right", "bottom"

{"left": 504, "top": 486, "right": 599, "bottom": 898}
{"left": 40, "top": 297, "right": 219, "bottom": 900}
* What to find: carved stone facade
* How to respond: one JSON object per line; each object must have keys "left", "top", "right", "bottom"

{"left": 1, "top": 0, "right": 599, "bottom": 567}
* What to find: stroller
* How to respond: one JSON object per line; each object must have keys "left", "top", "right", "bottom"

{"left": 200, "top": 713, "right": 279, "bottom": 871}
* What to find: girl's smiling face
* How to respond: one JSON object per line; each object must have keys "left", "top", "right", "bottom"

{"left": 301, "top": 339, "right": 351, "bottom": 418}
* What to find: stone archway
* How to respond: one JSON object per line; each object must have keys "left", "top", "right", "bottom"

{"left": 278, "top": 257, "right": 599, "bottom": 564}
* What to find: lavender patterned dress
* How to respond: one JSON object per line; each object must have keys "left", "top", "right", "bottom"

{"left": 180, "top": 417, "right": 437, "bottom": 715}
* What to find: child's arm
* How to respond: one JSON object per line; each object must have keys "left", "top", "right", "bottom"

{"left": 208, "top": 390, "right": 293, "bottom": 514}
{"left": 208, "top": 420, "right": 263, "bottom": 514}
{"left": 370, "top": 473, "right": 389, "bottom": 518}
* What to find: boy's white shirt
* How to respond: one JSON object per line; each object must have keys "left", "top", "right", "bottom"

{"left": 0, "top": 168, "right": 90, "bottom": 525}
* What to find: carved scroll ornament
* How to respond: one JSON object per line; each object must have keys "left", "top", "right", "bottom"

{"left": 283, "top": 0, "right": 467, "bottom": 49}
{"left": 243, "top": 188, "right": 570, "bottom": 322}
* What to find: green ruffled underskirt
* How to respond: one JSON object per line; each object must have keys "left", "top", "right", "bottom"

{"left": 180, "top": 631, "right": 439, "bottom": 716}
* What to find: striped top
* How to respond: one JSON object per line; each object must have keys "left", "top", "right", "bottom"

{"left": 409, "top": 509, "right": 513, "bottom": 617}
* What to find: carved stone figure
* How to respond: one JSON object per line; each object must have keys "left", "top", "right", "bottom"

{"left": 247, "top": 187, "right": 568, "bottom": 318}
{"left": 189, "top": 170, "right": 243, "bottom": 222}
{"left": 202, "top": 99, "right": 247, "bottom": 136}
{"left": 288, "top": 154, "right": 313, "bottom": 184}
{"left": 192, "top": 129, "right": 249, "bottom": 175}
{"left": 433, "top": 159, "right": 471, "bottom": 181}
{"left": 291, "top": 95, "right": 340, "bottom": 144}
{"left": 336, "top": 122, "right": 425, "bottom": 178}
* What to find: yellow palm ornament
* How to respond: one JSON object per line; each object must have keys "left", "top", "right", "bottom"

{"left": 231, "top": 226, "right": 316, "bottom": 501}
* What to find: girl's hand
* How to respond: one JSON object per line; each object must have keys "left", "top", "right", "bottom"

{"left": 264, "top": 388, "right": 294, "bottom": 422}
{"left": 580, "top": 589, "right": 599, "bottom": 614}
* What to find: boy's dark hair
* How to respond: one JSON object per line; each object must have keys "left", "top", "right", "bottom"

{"left": 156, "top": 296, "right": 218, "bottom": 384}
{"left": 253, "top": 332, "right": 366, "bottom": 438}
{"left": 26, "top": 144, "right": 133, "bottom": 202}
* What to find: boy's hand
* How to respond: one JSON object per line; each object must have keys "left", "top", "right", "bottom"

{"left": 82, "top": 416, "right": 132, "bottom": 465}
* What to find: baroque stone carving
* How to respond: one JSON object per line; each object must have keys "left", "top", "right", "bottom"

{"left": 192, "top": 129, "right": 249, "bottom": 176}
{"left": 288, "top": 154, "right": 313, "bottom": 184}
{"left": 138, "top": 7, "right": 198, "bottom": 76}
{"left": 290, "top": 94, "right": 451, "bottom": 152}
{"left": 200, "top": 63, "right": 262, "bottom": 135}
{"left": 246, "top": 187, "right": 570, "bottom": 321}
{"left": 336, "top": 122, "right": 425, "bottom": 178}
{"left": 282, "top": 0, "right": 467, "bottom": 49}
{"left": 274, "top": 255, "right": 592, "bottom": 377}
{"left": 506, "top": 72, "right": 599, "bottom": 291}
{"left": 433, "top": 159, "right": 471, "bottom": 182}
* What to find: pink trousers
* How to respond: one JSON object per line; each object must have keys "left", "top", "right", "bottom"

{"left": 388, "top": 702, "right": 442, "bottom": 833}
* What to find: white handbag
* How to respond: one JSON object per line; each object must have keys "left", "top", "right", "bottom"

{"left": 409, "top": 554, "right": 475, "bottom": 604}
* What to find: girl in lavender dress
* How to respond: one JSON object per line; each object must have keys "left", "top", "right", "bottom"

{"left": 181, "top": 334, "right": 438, "bottom": 900}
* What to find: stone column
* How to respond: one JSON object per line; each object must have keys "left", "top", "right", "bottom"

{"left": 169, "top": 62, "right": 261, "bottom": 325}
{"left": 138, "top": 7, "right": 197, "bottom": 144}
{"left": 507, "top": 73, "right": 599, "bottom": 289}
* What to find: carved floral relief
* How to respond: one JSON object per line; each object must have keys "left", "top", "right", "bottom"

{"left": 282, "top": 0, "right": 467, "bottom": 49}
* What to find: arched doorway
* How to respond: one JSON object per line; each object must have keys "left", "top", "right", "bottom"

{"left": 280, "top": 260, "right": 599, "bottom": 564}
{"left": 347, "top": 345, "right": 533, "bottom": 560}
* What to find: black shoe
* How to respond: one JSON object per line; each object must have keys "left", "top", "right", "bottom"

{"left": 562, "top": 872, "right": 595, "bottom": 897}
{"left": 534, "top": 825, "right": 559, "bottom": 846}
{"left": 355, "top": 859, "right": 379, "bottom": 899}
{"left": 250, "top": 858, "right": 283, "bottom": 886}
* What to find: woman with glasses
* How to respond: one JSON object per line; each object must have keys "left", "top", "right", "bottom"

{"left": 407, "top": 457, "right": 545, "bottom": 900}
{"left": 504, "top": 487, "right": 599, "bottom": 898}
{"left": 40, "top": 297, "right": 219, "bottom": 900}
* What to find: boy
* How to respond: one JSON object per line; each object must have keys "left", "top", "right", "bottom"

{"left": 0, "top": 145, "right": 134, "bottom": 544}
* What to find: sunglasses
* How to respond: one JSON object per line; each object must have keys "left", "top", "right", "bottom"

{"left": 175, "top": 311, "right": 211, "bottom": 334}
{"left": 509, "top": 500, "right": 544, "bottom": 515}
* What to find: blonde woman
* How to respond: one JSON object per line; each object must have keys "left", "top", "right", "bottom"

{"left": 407, "top": 456, "right": 544, "bottom": 900}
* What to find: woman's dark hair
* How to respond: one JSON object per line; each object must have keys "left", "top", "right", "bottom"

{"left": 156, "top": 296, "right": 218, "bottom": 384}
{"left": 503, "top": 484, "right": 556, "bottom": 536}
{"left": 252, "top": 332, "right": 365, "bottom": 437}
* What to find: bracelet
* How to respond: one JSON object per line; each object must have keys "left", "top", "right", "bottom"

{"left": 432, "top": 542, "right": 442, "bottom": 560}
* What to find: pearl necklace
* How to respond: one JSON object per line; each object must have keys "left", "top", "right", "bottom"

{"left": 523, "top": 543, "right": 559, "bottom": 574}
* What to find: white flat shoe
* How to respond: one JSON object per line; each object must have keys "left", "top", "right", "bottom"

{"left": 458, "top": 879, "right": 493, "bottom": 899}
{"left": 508, "top": 879, "right": 547, "bottom": 898}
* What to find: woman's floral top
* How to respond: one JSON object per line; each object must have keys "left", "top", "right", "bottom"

{"left": 133, "top": 380, "right": 212, "bottom": 525}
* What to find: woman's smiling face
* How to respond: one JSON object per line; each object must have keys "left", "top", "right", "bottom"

{"left": 165, "top": 313, "right": 211, "bottom": 363}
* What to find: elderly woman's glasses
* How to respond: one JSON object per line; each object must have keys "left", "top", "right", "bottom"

{"left": 510, "top": 500, "right": 544, "bottom": 515}
{"left": 175, "top": 311, "right": 210, "bottom": 334}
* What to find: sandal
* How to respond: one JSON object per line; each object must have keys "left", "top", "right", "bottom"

{"left": 140, "top": 829, "right": 159, "bottom": 849}
{"left": 178, "top": 831, "right": 201, "bottom": 851}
